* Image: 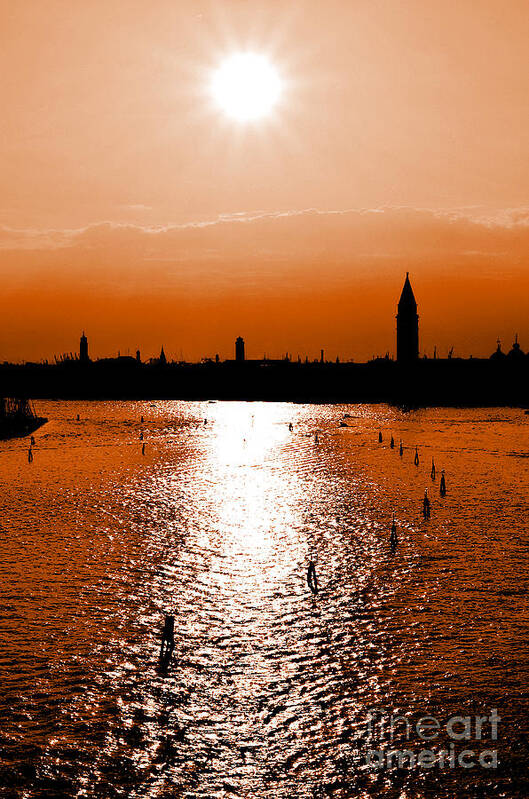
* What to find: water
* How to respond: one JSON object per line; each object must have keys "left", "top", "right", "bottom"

{"left": 0, "top": 401, "right": 528, "bottom": 798}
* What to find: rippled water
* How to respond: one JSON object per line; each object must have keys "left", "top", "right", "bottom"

{"left": 1, "top": 402, "right": 528, "bottom": 798}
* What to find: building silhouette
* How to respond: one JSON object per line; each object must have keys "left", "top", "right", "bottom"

{"left": 235, "top": 336, "right": 245, "bottom": 362}
{"left": 79, "top": 332, "right": 89, "bottom": 363}
{"left": 490, "top": 339, "right": 506, "bottom": 362}
{"left": 396, "top": 273, "right": 419, "bottom": 363}
{"left": 507, "top": 334, "right": 525, "bottom": 362}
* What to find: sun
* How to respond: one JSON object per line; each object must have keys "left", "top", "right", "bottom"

{"left": 210, "top": 53, "right": 282, "bottom": 122}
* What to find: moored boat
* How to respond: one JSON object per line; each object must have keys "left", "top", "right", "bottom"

{"left": 0, "top": 398, "right": 48, "bottom": 440}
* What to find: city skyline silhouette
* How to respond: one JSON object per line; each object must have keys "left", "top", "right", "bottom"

{"left": 2, "top": 271, "right": 528, "bottom": 366}
{"left": 2, "top": 273, "right": 527, "bottom": 406}
{"left": 1, "top": 3, "right": 529, "bottom": 363}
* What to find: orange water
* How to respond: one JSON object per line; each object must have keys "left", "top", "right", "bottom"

{"left": 1, "top": 402, "right": 527, "bottom": 798}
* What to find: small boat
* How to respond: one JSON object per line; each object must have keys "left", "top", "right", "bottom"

{"left": 0, "top": 398, "right": 48, "bottom": 440}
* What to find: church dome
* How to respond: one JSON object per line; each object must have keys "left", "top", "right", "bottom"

{"left": 490, "top": 339, "right": 506, "bottom": 361}
{"left": 507, "top": 334, "right": 525, "bottom": 360}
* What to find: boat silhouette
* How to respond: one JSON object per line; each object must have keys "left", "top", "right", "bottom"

{"left": 0, "top": 398, "right": 47, "bottom": 440}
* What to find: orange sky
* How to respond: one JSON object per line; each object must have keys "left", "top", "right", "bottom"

{"left": 1, "top": 0, "right": 529, "bottom": 362}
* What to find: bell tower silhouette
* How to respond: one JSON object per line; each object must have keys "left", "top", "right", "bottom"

{"left": 79, "top": 331, "right": 89, "bottom": 363}
{"left": 396, "top": 273, "right": 419, "bottom": 363}
{"left": 235, "top": 336, "right": 245, "bottom": 362}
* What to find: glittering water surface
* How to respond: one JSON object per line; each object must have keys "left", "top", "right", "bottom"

{"left": 1, "top": 402, "right": 528, "bottom": 798}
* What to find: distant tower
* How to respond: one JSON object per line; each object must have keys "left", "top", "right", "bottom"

{"left": 136, "top": 349, "right": 141, "bottom": 363}
{"left": 79, "top": 331, "right": 89, "bottom": 363}
{"left": 159, "top": 346, "right": 167, "bottom": 365}
{"left": 235, "top": 336, "right": 245, "bottom": 362}
{"left": 396, "top": 273, "right": 419, "bottom": 363}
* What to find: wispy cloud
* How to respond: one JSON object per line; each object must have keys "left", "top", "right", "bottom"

{"left": 2, "top": 207, "right": 529, "bottom": 263}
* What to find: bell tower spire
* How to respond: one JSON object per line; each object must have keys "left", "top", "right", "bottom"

{"left": 396, "top": 273, "right": 419, "bottom": 363}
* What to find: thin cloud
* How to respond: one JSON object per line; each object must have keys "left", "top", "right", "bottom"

{"left": 2, "top": 207, "right": 529, "bottom": 257}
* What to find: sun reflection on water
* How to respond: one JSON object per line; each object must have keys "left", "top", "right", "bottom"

{"left": 197, "top": 402, "right": 308, "bottom": 584}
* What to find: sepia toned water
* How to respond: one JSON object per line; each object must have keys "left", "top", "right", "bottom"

{"left": 0, "top": 401, "right": 528, "bottom": 799}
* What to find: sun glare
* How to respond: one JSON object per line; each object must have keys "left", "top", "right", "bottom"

{"left": 210, "top": 53, "right": 282, "bottom": 122}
